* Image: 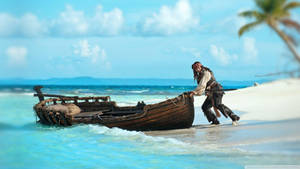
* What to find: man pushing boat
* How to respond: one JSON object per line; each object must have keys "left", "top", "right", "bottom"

{"left": 189, "top": 61, "right": 240, "bottom": 125}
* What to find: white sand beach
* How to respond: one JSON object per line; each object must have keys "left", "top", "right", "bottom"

{"left": 147, "top": 78, "right": 300, "bottom": 158}
{"left": 194, "top": 78, "right": 300, "bottom": 122}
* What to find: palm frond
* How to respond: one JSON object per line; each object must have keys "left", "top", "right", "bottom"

{"left": 273, "top": 9, "right": 290, "bottom": 19}
{"left": 283, "top": 2, "right": 300, "bottom": 11}
{"left": 255, "top": 0, "right": 268, "bottom": 12}
{"left": 255, "top": 0, "right": 286, "bottom": 13}
{"left": 238, "top": 20, "right": 263, "bottom": 37}
{"left": 286, "top": 33, "right": 298, "bottom": 46}
{"left": 239, "top": 10, "right": 264, "bottom": 20}
{"left": 280, "top": 19, "right": 300, "bottom": 33}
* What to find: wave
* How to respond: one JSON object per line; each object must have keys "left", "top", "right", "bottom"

{"left": 0, "top": 92, "right": 34, "bottom": 97}
{"left": 143, "top": 98, "right": 165, "bottom": 104}
{"left": 116, "top": 102, "right": 137, "bottom": 106}
{"left": 88, "top": 125, "right": 198, "bottom": 154}
{"left": 86, "top": 122, "right": 300, "bottom": 156}
{"left": 86, "top": 125, "right": 249, "bottom": 155}
{"left": 126, "top": 89, "right": 150, "bottom": 94}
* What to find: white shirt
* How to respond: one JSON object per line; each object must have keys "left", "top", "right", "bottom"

{"left": 193, "top": 70, "right": 211, "bottom": 95}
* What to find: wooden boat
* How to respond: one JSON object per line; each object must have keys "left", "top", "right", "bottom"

{"left": 33, "top": 86, "right": 194, "bottom": 131}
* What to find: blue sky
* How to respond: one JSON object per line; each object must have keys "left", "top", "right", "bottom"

{"left": 0, "top": 0, "right": 299, "bottom": 81}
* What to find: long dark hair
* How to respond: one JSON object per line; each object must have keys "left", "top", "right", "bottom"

{"left": 192, "top": 61, "right": 202, "bottom": 83}
{"left": 192, "top": 62, "right": 213, "bottom": 84}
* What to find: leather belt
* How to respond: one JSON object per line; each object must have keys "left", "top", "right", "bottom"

{"left": 206, "top": 81, "right": 217, "bottom": 90}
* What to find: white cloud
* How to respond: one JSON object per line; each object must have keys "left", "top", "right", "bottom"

{"left": 20, "top": 13, "right": 48, "bottom": 37}
{"left": 52, "top": 5, "right": 124, "bottom": 36}
{"left": 209, "top": 37, "right": 258, "bottom": 65}
{"left": 0, "top": 5, "right": 124, "bottom": 37}
{"left": 0, "top": 13, "right": 46, "bottom": 37}
{"left": 210, "top": 45, "right": 238, "bottom": 65}
{"left": 74, "top": 40, "right": 111, "bottom": 69}
{"left": 243, "top": 37, "right": 258, "bottom": 62}
{"left": 6, "top": 46, "right": 28, "bottom": 66}
{"left": 139, "top": 0, "right": 199, "bottom": 35}
{"left": 181, "top": 47, "right": 201, "bottom": 58}
{"left": 0, "top": 13, "right": 18, "bottom": 37}
{"left": 74, "top": 40, "right": 91, "bottom": 57}
{"left": 91, "top": 5, "right": 124, "bottom": 36}
{"left": 54, "top": 5, "right": 88, "bottom": 36}
{"left": 217, "top": 15, "right": 246, "bottom": 34}
{"left": 211, "top": 8, "right": 250, "bottom": 35}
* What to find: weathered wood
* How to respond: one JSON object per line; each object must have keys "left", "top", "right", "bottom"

{"left": 49, "top": 112, "right": 58, "bottom": 124}
{"left": 104, "top": 105, "right": 191, "bottom": 131}
{"left": 33, "top": 92, "right": 194, "bottom": 131}
{"left": 35, "top": 109, "right": 44, "bottom": 123}
{"left": 44, "top": 111, "right": 54, "bottom": 125}
{"left": 33, "top": 86, "right": 44, "bottom": 101}
{"left": 74, "top": 111, "right": 103, "bottom": 118}
{"left": 58, "top": 112, "right": 67, "bottom": 126}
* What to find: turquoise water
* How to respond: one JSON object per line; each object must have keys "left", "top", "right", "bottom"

{"left": 0, "top": 87, "right": 299, "bottom": 169}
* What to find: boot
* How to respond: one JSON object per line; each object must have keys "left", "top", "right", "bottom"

{"left": 212, "top": 118, "right": 220, "bottom": 125}
{"left": 230, "top": 114, "right": 240, "bottom": 121}
{"left": 204, "top": 109, "right": 220, "bottom": 124}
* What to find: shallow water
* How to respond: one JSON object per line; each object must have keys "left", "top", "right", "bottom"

{"left": 0, "top": 88, "right": 299, "bottom": 169}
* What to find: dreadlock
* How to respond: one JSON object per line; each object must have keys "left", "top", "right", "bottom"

{"left": 192, "top": 61, "right": 202, "bottom": 83}
{"left": 191, "top": 61, "right": 213, "bottom": 84}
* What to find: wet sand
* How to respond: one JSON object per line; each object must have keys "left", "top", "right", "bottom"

{"left": 146, "top": 79, "right": 300, "bottom": 155}
{"left": 145, "top": 119, "right": 300, "bottom": 155}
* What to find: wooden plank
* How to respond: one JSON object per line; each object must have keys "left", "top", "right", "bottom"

{"left": 74, "top": 111, "right": 103, "bottom": 118}
{"left": 110, "top": 106, "right": 190, "bottom": 129}
{"left": 40, "top": 111, "right": 50, "bottom": 125}
{"left": 58, "top": 112, "right": 67, "bottom": 126}
{"left": 35, "top": 110, "right": 44, "bottom": 123}
{"left": 49, "top": 112, "right": 58, "bottom": 124}
{"left": 101, "top": 110, "right": 142, "bottom": 116}
{"left": 103, "top": 105, "right": 190, "bottom": 128}
{"left": 43, "top": 112, "right": 54, "bottom": 125}
{"left": 33, "top": 93, "right": 195, "bottom": 131}
{"left": 106, "top": 107, "right": 191, "bottom": 131}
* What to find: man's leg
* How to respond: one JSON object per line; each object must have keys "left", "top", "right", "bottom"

{"left": 213, "top": 93, "right": 240, "bottom": 121}
{"left": 202, "top": 96, "right": 219, "bottom": 124}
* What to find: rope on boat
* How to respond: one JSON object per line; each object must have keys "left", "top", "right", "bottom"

{"left": 97, "top": 114, "right": 103, "bottom": 121}
{"left": 170, "top": 98, "right": 178, "bottom": 106}
{"left": 167, "top": 94, "right": 188, "bottom": 107}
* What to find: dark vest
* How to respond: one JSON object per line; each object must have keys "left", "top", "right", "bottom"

{"left": 196, "top": 66, "right": 216, "bottom": 87}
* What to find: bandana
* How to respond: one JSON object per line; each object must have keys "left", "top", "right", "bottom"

{"left": 192, "top": 62, "right": 202, "bottom": 70}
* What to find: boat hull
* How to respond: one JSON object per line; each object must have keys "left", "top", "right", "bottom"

{"left": 34, "top": 93, "right": 194, "bottom": 131}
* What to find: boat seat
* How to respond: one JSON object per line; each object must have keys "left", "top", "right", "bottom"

{"left": 74, "top": 111, "right": 103, "bottom": 118}
{"left": 102, "top": 110, "right": 143, "bottom": 116}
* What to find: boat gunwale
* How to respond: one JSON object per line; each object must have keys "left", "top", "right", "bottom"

{"left": 34, "top": 92, "right": 190, "bottom": 112}
{"left": 33, "top": 92, "right": 194, "bottom": 128}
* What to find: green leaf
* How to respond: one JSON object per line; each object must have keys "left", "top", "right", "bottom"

{"left": 239, "top": 10, "right": 264, "bottom": 20}
{"left": 255, "top": 0, "right": 286, "bottom": 13}
{"left": 283, "top": 2, "right": 300, "bottom": 11}
{"left": 238, "top": 20, "right": 263, "bottom": 37}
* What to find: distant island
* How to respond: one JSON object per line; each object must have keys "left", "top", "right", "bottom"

{"left": 0, "top": 76, "right": 267, "bottom": 87}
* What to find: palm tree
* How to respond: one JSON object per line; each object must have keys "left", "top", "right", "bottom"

{"left": 238, "top": 0, "right": 300, "bottom": 64}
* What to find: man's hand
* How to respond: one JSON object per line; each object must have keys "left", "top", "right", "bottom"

{"left": 189, "top": 91, "right": 196, "bottom": 97}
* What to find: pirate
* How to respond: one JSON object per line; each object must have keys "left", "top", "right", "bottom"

{"left": 190, "top": 61, "right": 240, "bottom": 125}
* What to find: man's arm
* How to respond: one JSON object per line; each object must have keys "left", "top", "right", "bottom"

{"left": 192, "top": 71, "right": 211, "bottom": 96}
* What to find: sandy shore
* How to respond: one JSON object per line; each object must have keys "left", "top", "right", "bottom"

{"left": 146, "top": 78, "right": 300, "bottom": 155}
{"left": 194, "top": 78, "right": 300, "bottom": 122}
